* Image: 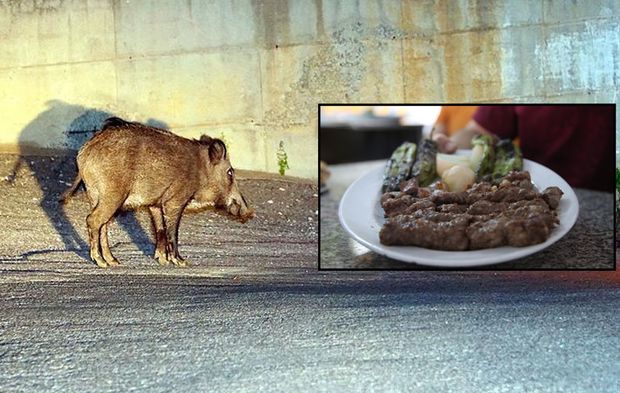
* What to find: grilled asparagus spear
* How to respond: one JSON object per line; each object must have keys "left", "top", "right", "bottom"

{"left": 470, "top": 134, "right": 495, "bottom": 181}
{"left": 382, "top": 142, "right": 417, "bottom": 192}
{"left": 410, "top": 139, "right": 438, "bottom": 187}
{"left": 491, "top": 139, "right": 523, "bottom": 183}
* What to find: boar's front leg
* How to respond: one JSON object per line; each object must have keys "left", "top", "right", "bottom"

{"left": 149, "top": 206, "right": 169, "bottom": 265}
{"left": 162, "top": 201, "right": 188, "bottom": 267}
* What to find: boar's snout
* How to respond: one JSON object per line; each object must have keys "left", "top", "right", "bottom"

{"left": 227, "top": 192, "right": 255, "bottom": 223}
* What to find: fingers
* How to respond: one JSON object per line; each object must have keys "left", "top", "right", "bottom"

{"left": 433, "top": 133, "right": 457, "bottom": 154}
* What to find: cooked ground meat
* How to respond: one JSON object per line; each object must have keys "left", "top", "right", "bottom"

{"left": 380, "top": 215, "right": 470, "bottom": 251}
{"left": 467, "top": 218, "right": 506, "bottom": 249}
{"left": 393, "top": 199, "right": 436, "bottom": 217}
{"left": 467, "top": 181, "right": 494, "bottom": 195}
{"left": 399, "top": 178, "right": 419, "bottom": 195}
{"left": 381, "top": 192, "right": 438, "bottom": 217}
{"left": 489, "top": 186, "right": 538, "bottom": 203}
{"left": 417, "top": 188, "right": 432, "bottom": 198}
{"left": 431, "top": 190, "right": 467, "bottom": 205}
{"left": 407, "top": 210, "right": 463, "bottom": 222}
{"left": 381, "top": 192, "right": 416, "bottom": 216}
{"left": 504, "top": 171, "right": 531, "bottom": 182}
{"left": 504, "top": 217, "right": 551, "bottom": 247}
{"left": 467, "top": 200, "right": 509, "bottom": 215}
{"left": 542, "top": 186, "right": 563, "bottom": 209}
{"left": 379, "top": 171, "right": 562, "bottom": 250}
{"left": 438, "top": 203, "right": 468, "bottom": 214}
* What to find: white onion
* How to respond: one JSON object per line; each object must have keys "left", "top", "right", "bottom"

{"left": 442, "top": 164, "right": 475, "bottom": 192}
{"left": 436, "top": 153, "right": 471, "bottom": 177}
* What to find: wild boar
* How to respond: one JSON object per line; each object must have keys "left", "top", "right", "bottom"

{"left": 61, "top": 117, "right": 255, "bottom": 268}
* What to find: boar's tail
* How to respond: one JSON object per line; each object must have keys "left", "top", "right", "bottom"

{"left": 102, "top": 116, "right": 129, "bottom": 130}
{"left": 59, "top": 174, "right": 83, "bottom": 204}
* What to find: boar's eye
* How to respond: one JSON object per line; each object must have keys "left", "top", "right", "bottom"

{"left": 227, "top": 167, "right": 234, "bottom": 178}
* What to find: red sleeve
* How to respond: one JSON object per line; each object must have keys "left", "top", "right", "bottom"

{"left": 473, "top": 106, "right": 518, "bottom": 139}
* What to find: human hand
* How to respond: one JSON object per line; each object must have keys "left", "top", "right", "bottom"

{"left": 432, "top": 133, "right": 457, "bottom": 154}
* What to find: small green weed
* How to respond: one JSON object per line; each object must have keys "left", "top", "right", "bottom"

{"left": 277, "top": 140, "right": 290, "bottom": 176}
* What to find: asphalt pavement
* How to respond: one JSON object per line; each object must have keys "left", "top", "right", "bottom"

{"left": 1, "top": 155, "right": 619, "bottom": 392}
{"left": 1, "top": 272, "right": 619, "bottom": 393}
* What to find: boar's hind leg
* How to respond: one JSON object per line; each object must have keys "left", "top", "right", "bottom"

{"left": 100, "top": 223, "right": 120, "bottom": 266}
{"left": 86, "top": 199, "right": 122, "bottom": 268}
{"left": 163, "top": 202, "right": 188, "bottom": 267}
{"left": 149, "top": 206, "right": 169, "bottom": 265}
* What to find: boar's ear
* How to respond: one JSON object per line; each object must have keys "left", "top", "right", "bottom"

{"left": 208, "top": 139, "right": 227, "bottom": 163}
{"left": 200, "top": 134, "right": 212, "bottom": 144}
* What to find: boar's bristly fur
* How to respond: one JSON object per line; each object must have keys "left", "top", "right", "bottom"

{"left": 63, "top": 117, "right": 255, "bottom": 268}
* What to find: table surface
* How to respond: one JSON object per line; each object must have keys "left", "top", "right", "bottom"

{"left": 321, "top": 160, "right": 615, "bottom": 270}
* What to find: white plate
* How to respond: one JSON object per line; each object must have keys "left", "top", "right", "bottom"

{"left": 338, "top": 159, "right": 579, "bottom": 267}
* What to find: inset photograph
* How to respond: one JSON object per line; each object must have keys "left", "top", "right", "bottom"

{"left": 320, "top": 104, "right": 615, "bottom": 270}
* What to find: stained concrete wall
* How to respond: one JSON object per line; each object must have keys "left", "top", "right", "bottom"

{"left": 0, "top": 0, "right": 618, "bottom": 178}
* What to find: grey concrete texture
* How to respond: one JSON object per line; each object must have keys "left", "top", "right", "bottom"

{"left": 2, "top": 0, "right": 619, "bottom": 178}
{"left": 1, "top": 155, "right": 620, "bottom": 392}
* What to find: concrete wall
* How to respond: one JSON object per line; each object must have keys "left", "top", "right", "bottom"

{"left": 1, "top": 0, "right": 618, "bottom": 178}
